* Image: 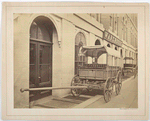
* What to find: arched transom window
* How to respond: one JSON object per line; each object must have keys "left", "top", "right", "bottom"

{"left": 95, "top": 39, "right": 101, "bottom": 45}
{"left": 75, "top": 32, "right": 86, "bottom": 75}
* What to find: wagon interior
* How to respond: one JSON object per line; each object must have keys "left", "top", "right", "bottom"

{"left": 78, "top": 45, "right": 121, "bottom": 81}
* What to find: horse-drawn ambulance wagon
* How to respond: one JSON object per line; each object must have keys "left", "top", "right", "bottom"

{"left": 21, "top": 45, "right": 123, "bottom": 103}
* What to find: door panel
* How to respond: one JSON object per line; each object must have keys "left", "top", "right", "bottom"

{"left": 30, "top": 42, "right": 37, "bottom": 87}
{"left": 29, "top": 41, "right": 52, "bottom": 91}
{"left": 38, "top": 43, "right": 52, "bottom": 87}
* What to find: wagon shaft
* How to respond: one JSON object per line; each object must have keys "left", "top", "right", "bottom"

{"left": 20, "top": 86, "right": 88, "bottom": 93}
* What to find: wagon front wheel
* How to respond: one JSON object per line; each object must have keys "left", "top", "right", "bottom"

{"left": 71, "top": 76, "right": 82, "bottom": 97}
{"left": 104, "top": 78, "right": 113, "bottom": 103}
{"left": 115, "top": 72, "right": 122, "bottom": 95}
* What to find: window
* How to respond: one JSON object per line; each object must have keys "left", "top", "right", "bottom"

{"left": 124, "top": 27, "right": 126, "bottom": 41}
{"left": 99, "top": 14, "right": 101, "bottom": 23}
{"left": 122, "top": 27, "right": 124, "bottom": 40}
{"left": 115, "top": 57, "right": 117, "bottom": 66}
{"left": 30, "top": 21, "right": 52, "bottom": 42}
{"left": 129, "top": 51, "right": 131, "bottom": 57}
{"left": 135, "top": 37, "right": 136, "bottom": 47}
{"left": 97, "top": 14, "right": 101, "bottom": 23}
{"left": 114, "top": 16, "right": 118, "bottom": 32}
{"left": 96, "top": 14, "right": 99, "bottom": 21}
{"left": 75, "top": 32, "right": 86, "bottom": 75}
{"left": 95, "top": 39, "right": 101, "bottom": 45}
{"left": 107, "top": 44, "right": 110, "bottom": 47}
{"left": 110, "top": 16, "right": 112, "bottom": 26}
{"left": 125, "top": 50, "right": 127, "bottom": 57}
{"left": 90, "top": 14, "right": 96, "bottom": 18}
{"left": 115, "top": 21, "right": 117, "bottom": 30}
{"left": 126, "top": 28, "right": 128, "bottom": 42}
{"left": 123, "top": 26, "right": 125, "bottom": 40}
{"left": 115, "top": 46, "right": 118, "bottom": 50}
{"left": 131, "top": 32, "right": 132, "bottom": 45}
{"left": 120, "top": 49, "right": 123, "bottom": 57}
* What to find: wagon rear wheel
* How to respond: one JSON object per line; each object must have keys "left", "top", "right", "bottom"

{"left": 104, "top": 78, "right": 113, "bottom": 103}
{"left": 115, "top": 72, "right": 122, "bottom": 95}
{"left": 71, "top": 76, "right": 82, "bottom": 97}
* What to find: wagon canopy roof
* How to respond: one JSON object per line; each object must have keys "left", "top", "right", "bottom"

{"left": 80, "top": 45, "right": 120, "bottom": 58}
{"left": 123, "top": 57, "right": 134, "bottom": 60}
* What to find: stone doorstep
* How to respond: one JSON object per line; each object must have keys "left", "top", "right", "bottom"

{"left": 30, "top": 95, "right": 54, "bottom": 108}
{"left": 30, "top": 94, "right": 92, "bottom": 108}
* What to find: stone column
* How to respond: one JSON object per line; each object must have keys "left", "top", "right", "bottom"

{"left": 14, "top": 14, "right": 30, "bottom": 108}
{"left": 60, "top": 19, "right": 75, "bottom": 96}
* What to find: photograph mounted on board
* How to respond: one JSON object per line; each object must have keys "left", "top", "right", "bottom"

{"left": 14, "top": 13, "right": 138, "bottom": 109}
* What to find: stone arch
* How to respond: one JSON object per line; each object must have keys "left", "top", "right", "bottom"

{"left": 30, "top": 16, "right": 55, "bottom": 42}
{"left": 75, "top": 32, "right": 86, "bottom": 46}
{"left": 28, "top": 14, "right": 60, "bottom": 43}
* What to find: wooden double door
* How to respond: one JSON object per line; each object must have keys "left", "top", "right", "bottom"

{"left": 30, "top": 40, "right": 52, "bottom": 100}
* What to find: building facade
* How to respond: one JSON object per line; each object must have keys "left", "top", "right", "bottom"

{"left": 14, "top": 13, "right": 137, "bottom": 108}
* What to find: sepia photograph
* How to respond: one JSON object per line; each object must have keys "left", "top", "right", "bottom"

{"left": 2, "top": 2, "right": 149, "bottom": 120}
{"left": 15, "top": 13, "right": 138, "bottom": 109}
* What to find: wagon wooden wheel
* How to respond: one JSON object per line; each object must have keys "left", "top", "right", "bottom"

{"left": 115, "top": 71, "right": 122, "bottom": 95}
{"left": 104, "top": 78, "right": 113, "bottom": 103}
{"left": 71, "top": 75, "right": 82, "bottom": 97}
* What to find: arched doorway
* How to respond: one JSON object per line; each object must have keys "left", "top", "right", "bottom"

{"left": 29, "top": 16, "right": 56, "bottom": 101}
{"left": 75, "top": 32, "right": 86, "bottom": 75}
{"left": 95, "top": 39, "right": 101, "bottom": 45}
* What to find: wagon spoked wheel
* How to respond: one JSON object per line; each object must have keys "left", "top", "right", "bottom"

{"left": 115, "top": 72, "right": 122, "bottom": 95}
{"left": 104, "top": 78, "right": 113, "bottom": 103}
{"left": 71, "top": 76, "right": 82, "bottom": 97}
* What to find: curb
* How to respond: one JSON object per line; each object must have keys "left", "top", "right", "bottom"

{"left": 73, "top": 95, "right": 103, "bottom": 108}
{"left": 122, "top": 76, "right": 134, "bottom": 84}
